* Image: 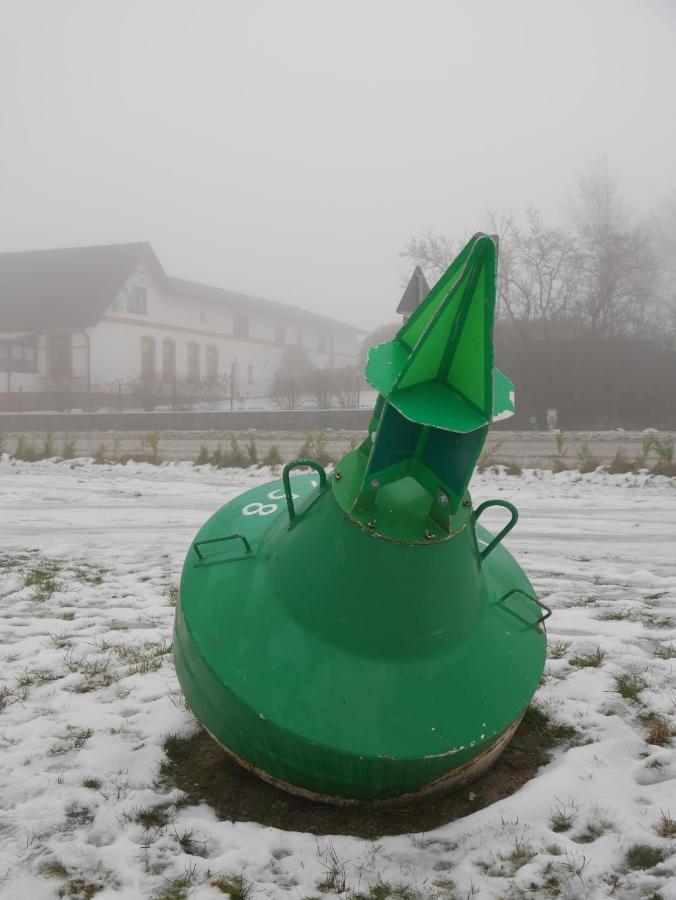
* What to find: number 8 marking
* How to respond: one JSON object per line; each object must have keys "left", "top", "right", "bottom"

{"left": 242, "top": 501, "right": 278, "bottom": 517}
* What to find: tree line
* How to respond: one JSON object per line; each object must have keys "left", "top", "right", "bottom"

{"left": 393, "top": 160, "right": 676, "bottom": 429}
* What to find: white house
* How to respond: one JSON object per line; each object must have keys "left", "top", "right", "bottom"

{"left": 0, "top": 242, "right": 361, "bottom": 409}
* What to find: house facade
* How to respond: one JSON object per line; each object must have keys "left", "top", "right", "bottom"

{"left": 0, "top": 243, "right": 360, "bottom": 409}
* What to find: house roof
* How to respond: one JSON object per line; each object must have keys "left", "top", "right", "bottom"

{"left": 396, "top": 266, "right": 430, "bottom": 315}
{"left": 0, "top": 243, "right": 157, "bottom": 331}
{"left": 0, "top": 242, "right": 361, "bottom": 334}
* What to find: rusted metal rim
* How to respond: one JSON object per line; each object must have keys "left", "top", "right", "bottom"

{"left": 203, "top": 713, "right": 523, "bottom": 808}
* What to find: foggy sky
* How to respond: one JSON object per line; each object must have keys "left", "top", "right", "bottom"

{"left": 1, "top": 0, "right": 674, "bottom": 330}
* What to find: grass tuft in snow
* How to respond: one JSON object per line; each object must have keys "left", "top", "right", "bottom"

{"left": 613, "top": 667, "right": 649, "bottom": 700}
{"left": 49, "top": 725, "right": 94, "bottom": 756}
{"left": 81, "top": 776, "right": 103, "bottom": 791}
{"left": 639, "top": 712, "right": 672, "bottom": 746}
{"left": 549, "top": 800, "right": 577, "bottom": 833}
{"left": 209, "top": 872, "right": 253, "bottom": 898}
{"left": 625, "top": 843, "right": 667, "bottom": 870}
{"left": 151, "top": 863, "right": 199, "bottom": 900}
{"left": 125, "top": 801, "right": 174, "bottom": 831}
{"left": 655, "top": 811, "right": 676, "bottom": 838}
{"left": 548, "top": 640, "right": 572, "bottom": 659}
{"left": 317, "top": 840, "right": 348, "bottom": 893}
{"left": 24, "top": 558, "right": 62, "bottom": 601}
{"left": 569, "top": 646, "right": 605, "bottom": 668}
{"left": 573, "top": 806, "right": 615, "bottom": 843}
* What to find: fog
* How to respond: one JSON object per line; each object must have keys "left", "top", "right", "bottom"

{"left": 1, "top": 0, "right": 674, "bottom": 329}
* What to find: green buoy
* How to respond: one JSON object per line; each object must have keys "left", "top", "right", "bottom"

{"left": 174, "top": 233, "right": 549, "bottom": 804}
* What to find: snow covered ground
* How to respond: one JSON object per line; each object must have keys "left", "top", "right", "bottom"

{"left": 0, "top": 457, "right": 674, "bottom": 899}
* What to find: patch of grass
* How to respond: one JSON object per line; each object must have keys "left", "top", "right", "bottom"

{"left": 597, "top": 608, "right": 632, "bottom": 621}
{"left": 625, "top": 843, "right": 667, "bottom": 870}
{"left": 298, "top": 430, "right": 335, "bottom": 467}
{"left": 24, "top": 559, "right": 62, "bottom": 601}
{"left": 151, "top": 864, "right": 199, "bottom": 900}
{"left": 165, "top": 585, "right": 179, "bottom": 607}
{"left": 608, "top": 448, "right": 634, "bottom": 474}
{"left": 62, "top": 438, "right": 77, "bottom": 459}
{"left": 578, "top": 442, "right": 601, "bottom": 474}
{"left": 476, "top": 438, "right": 504, "bottom": 473}
{"left": 81, "top": 777, "right": 102, "bottom": 790}
{"left": 171, "top": 823, "right": 208, "bottom": 857}
{"left": 141, "top": 431, "right": 161, "bottom": 465}
{"left": 654, "top": 643, "right": 676, "bottom": 659}
{"left": 647, "top": 719, "right": 672, "bottom": 747}
{"left": 569, "top": 647, "right": 605, "bottom": 668}
{"left": 573, "top": 807, "right": 614, "bottom": 843}
{"left": 195, "top": 445, "right": 210, "bottom": 466}
{"left": 39, "top": 860, "right": 70, "bottom": 879}
{"left": 115, "top": 638, "right": 171, "bottom": 676}
{"left": 655, "top": 810, "right": 676, "bottom": 838}
{"left": 548, "top": 640, "right": 572, "bottom": 659}
{"left": 508, "top": 837, "right": 537, "bottom": 869}
{"left": 73, "top": 564, "right": 106, "bottom": 586}
{"left": 209, "top": 873, "right": 253, "bottom": 898}
{"left": 317, "top": 840, "right": 348, "bottom": 893}
{"left": 613, "top": 667, "right": 649, "bottom": 701}
{"left": 64, "top": 651, "right": 116, "bottom": 692}
{"left": 551, "top": 431, "right": 567, "bottom": 473}
{"left": 51, "top": 631, "right": 72, "bottom": 649}
{"left": 523, "top": 704, "right": 576, "bottom": 744}
{"left": 246, "top": 435, "right": 258, "bottom": 466}
{"left": 549, "top": 800, "right": 577, "bottom": 833}
{"left": 0, "top": 684, "right": 12, "bottom": 710}
{"left": 127, "top": 802, "right": 173, "bottom": 830}
{"left": 50, "top": 726, "right": 94, "bottom": 756}
{"left": 262, "top": 444, "right": 283, "bottom": 468}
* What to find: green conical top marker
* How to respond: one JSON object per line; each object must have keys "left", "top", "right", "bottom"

{"left": 334, "top": 234, "right": 514, "bottom": 534}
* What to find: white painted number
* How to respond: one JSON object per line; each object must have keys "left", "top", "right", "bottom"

{"left": 267, "top": 489, "right": 298, "bottom": 500}
{"left": 242, "top": 502, "right": 278, "bottom": 517}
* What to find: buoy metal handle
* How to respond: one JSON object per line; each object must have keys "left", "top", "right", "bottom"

{"left": 193, "top": 533, "right": 252, "bottom": 561}
{"left": 471, "top": 499, "right": 518, "bottom": 561}
{"left": 282, "top": 459, "right": 327, "bottom": 522}
{"left": 499, "top": 588, "right": 552, "bottom": 626}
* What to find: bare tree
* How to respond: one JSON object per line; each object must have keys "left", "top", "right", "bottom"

{"left": 502, "top": 209, "right": 579, "bottom": 340}
{"left": 403, "top": 213, "right": 579, "bottom": 343}
{"left": 568, "top": 158, "right": 659, "bottom": 339}
{"left": 399, "top": 230, "right": 462, "bottom": 283}
{"left": 651, "top": 189, "right": 676, "bottom": 344}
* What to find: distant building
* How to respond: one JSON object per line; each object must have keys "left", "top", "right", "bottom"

{"left": 0, "top": 242, "right": 360, "bottom": 408}
{"left": 397, "top": 266, "right": 430, "bottom": 322}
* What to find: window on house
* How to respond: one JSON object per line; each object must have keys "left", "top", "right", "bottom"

{"left": 247, "top": 364, "right": 253, "bottom": 385}
{"left": 206, "top": 345, "right": 218, "bottom": 382}
{"left": 296, "top": 326, "right": 303, "bottom": 346}
{"left": 162, "top": 338, "right": 176, "bottom": 381}
{"left": 140, "top": 336, "right": 156, "bottom": 380}
{"left": 128, "top": 286, "right": 148, "bottom": 314}
{"left": 187, "top": 343, "right": 200, "bottom": 381}
{"left": 48, "top": 333, "right": 72, "bottom": 379}
{"left": 233, "top": 312, "right": 249, "bottom": 338}
{"left": 317, "top": 331, "right": 327, "bottom": 353}
{"left": 1, "top": 341, "right": 37, "bottom": 373}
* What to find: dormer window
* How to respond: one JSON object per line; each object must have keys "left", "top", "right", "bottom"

{"left": 128, "top": 286, "right": 147, "bottom": 315}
